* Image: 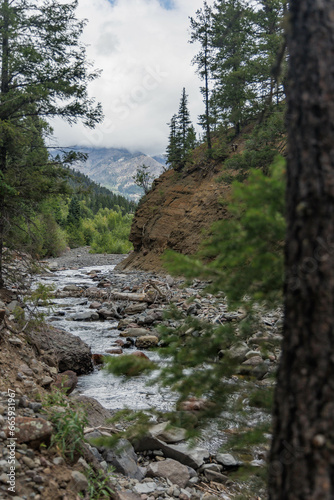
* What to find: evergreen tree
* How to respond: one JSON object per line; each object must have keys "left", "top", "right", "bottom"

{"left": 66, "top": 196, "right": 81, "bottom": 228}
{"left": 165, "top": 90, "right": 196, "bottom": 171}
{"left": 251, "top": 0, "right": 287, "bottom": 111}
{"left": 0, "top": 0, "right": 102, "bottom": 285}
{"left": 190, "top": 2, "right": 214, "bottom": 154}
{"left": 210, "top": 0, "right": 257, "bottom": 134}
{"left": 165, "top": 114, "right": 182, "bottom": 170}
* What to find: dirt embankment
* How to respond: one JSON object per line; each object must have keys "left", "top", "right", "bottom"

{"left": 118, "top": 163, "right": 231, "bottom": 272}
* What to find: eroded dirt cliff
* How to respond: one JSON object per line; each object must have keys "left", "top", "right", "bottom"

{"left": 118, "top": 162, "right": 231, "bottom": 272}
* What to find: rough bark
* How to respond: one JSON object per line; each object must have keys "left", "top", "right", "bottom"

{"left": 269, "top": 1, "right": 334, "bottom": 498}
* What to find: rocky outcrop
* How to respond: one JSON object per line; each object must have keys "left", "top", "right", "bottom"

{"left": 117, "top": 164, "right": 230, "bottom": 271}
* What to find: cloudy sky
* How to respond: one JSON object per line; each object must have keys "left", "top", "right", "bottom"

{"left": 49, "top": 0, "right": 211, "bottom": 156}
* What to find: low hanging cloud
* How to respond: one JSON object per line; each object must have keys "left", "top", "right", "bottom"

{"left": 49, "top": 0, "right": 211, "bottom": 155}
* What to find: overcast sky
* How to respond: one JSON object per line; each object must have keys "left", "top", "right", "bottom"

{"left": 49, "top": 0, "right": 212, "bottom": 156}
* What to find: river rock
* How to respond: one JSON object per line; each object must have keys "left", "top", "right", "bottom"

{"left": 135, "top": 335, "right": 159, "bottom": 349}
{"left": 29, "top": 326, "right": 93, "bottom": 375}
{"left": 92, "top": 353, "right": 105, "bottom": 365}
{"left": 216, "top": 453, "right": 240, "bottom": 468}
{"left": 53, "top": 370, "right": 78, "bottom": 395}
{"left": 226, "top": 341, "right": 249, "bottom": 362}
{"left": 147, "top": 458, "right": 190, "bottom": 487}
{"left": 106, "top": 348, "right": 123, "bottom": 355}
{"left": 134, "top": 437, "right": 209, "bottom": 469}
{"left": 121, "top": 328, "right": 151, "bottom": 338}
{"left": 149, "top": 422, "right": 187, "bottom": 444}
{"left": 71, "top": 311, "right": 99, "bottom": 321}
{"left": 124, "top": 303, "right": 148, "bottom": 315}
{"left": 98, "top": 307, "right": 120, "bottom": 320}
{"left": 72, "top": 396, "right": 114, "bottom": 427}
{"left": 102, "top": 438, "right": 144, "bottom": 480}
{"left": 63, "top": 284, "right": 82, "bottom": 292}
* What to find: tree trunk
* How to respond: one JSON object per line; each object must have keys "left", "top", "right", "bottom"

{"left": 0, "top": 0, "right": 10, "bottom": 288}
{"left": 269, "top": 1, "right": 334, "bottom": 498}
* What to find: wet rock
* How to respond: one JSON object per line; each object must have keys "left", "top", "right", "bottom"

{"left": 130, "top": 351, "right": 150, "bottom": 361}
{"left": 135, "top": 335, "right": 159, "bottom": 349}
{"left": 92, "top": 353, "right": 105, "bottom": 365}
{"left": 53, "top": 370, "right": 78, "bottom": 395}
{"left": 71, "top": 311, "right": 99, "bottom": 321}
{"left": 147, "top": 458, "right": 190, "bottom": 488}
{"left": 106, "top": 348, "right": 123, "bottom": 355}
{"left": 98, "top": 307, "right": 120, "bottom": 320}
{"left": 6, "top": 416, "right": 52, "bottom": 448}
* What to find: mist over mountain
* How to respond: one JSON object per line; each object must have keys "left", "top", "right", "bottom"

{"left": 69, "top": 147, "right": 166, "bottom": 201}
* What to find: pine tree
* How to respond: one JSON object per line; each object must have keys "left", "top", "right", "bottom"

{"left": 210, "top": 0, "right": 257, "bottom": 134}
{"left": 0, "top": 0, "right": 102, "bottom": 285}
{"left": 190, "top": 2, "right": 213, "bottom": 154}
{"left": 252, "top": 0, "right": 287, "bottom": 111}
{"left": 165, "top": 89, "right": 196, "bottom": 171}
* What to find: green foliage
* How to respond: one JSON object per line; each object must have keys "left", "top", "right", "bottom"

{"left": 223, "top": 108, "right": 286, "bottom": 177}
{"left": 80, "top": 466, "right": 114, "bottom": 500}
{"left": 190, "top": 0, "right": 286, "bottom": 136}
{"left": 43, "top": 391, "right": 88, "bottom": 462}
{"left": 105, "top": 354, "right": 156, "bottom": 378}
{"left": 132, "top": 164, "right": 154, "bottom": 195}
{"left": 166, "top": 89, "right": 197, "bottom": 170}
{"left": 88, "top": 209, "right": 133, "bottom": 254}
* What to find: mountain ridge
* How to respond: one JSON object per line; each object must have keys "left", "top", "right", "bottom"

{"left": 67, "top": 146, "right": 165, "bottom": 201}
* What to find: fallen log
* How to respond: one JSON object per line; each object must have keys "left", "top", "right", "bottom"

{"left": 109, "top": 291, "right": 150, "bottom": 303}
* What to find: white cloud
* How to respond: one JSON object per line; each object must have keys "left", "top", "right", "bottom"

{"left": 49, "top": 0, "right": 212, "bottom": 155}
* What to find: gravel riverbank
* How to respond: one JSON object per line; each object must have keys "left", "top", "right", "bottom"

{"left": 44, "top": 246, "right": 126, "bottom": 270}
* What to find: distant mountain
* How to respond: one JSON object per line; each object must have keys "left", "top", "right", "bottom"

{"left": 67, "top": 147, "right": 165, "bottom": 201}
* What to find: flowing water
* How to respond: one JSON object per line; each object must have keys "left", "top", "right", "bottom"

{"left": 37, "top": 264, "right": 177, "bottom": 412}
{"left": 36, "top": 263, "right": 269, "bottom": 454}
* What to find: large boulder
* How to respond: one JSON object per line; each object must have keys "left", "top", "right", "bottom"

{"left": 147, "top": 458, "right": 190, "bottom": 488}
{"left": 133, "top": 436, "right": 209, "bottom": 469}
{"left": 135, "top": 335, "right": 159, "bottom": 349}
{"left": 30, "top": 326, "right": 93, "bottom": 375}
{"left": 102, "top": 439, "right": 145, "bottom": 480}
{"left": 6, "top": 416, "right": 53, "bottom": 448}
{"left": 71, "top": 395, "right": 114, "bottom": 428}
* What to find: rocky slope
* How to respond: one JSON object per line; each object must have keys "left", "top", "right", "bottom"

{"left": 118, "top": 161, "right": 231, "bottom": 272}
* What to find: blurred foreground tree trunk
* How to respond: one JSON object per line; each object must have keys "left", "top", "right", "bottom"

{"left": 269, "top": 0, "right": 334, "bottom": 498}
